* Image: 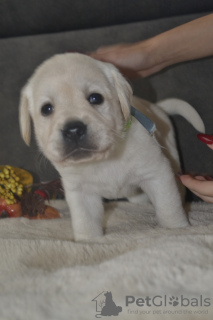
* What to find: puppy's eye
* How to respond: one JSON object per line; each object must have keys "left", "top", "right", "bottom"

{"left": 41, "top": 103, "right": 54, "bottom": 116}
{"left": 88, "top": 93, "right": 104, "bottom": 105}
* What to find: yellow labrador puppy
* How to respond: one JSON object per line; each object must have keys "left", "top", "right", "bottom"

{"left": 19, "top": 53, "right": 204, "bottom": 241}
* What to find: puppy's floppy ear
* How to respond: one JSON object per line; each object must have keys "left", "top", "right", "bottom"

{"left": 106, "top": 64, "right": 133, "bottom": 121}
{"left": 19, "top": 84, "right": 32, "bottom": 146}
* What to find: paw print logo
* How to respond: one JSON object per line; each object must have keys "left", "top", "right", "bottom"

{"left": 169, "top": 296, "right": 179, "bottom": 307}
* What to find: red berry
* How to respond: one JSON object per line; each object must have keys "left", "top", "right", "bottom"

{"left": 34, "top": 190, "right": 47, "bottom": 199}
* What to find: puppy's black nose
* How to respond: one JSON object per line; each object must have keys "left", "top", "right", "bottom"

{"left": 62, "top": 121, "right": 87, "bottom": 141}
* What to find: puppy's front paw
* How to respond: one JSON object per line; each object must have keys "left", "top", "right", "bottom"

{"left": 73, "top": 226, "right": 104, "bottom": 242}
{"left": 157, "top": 210, "right": 190, "bottom": 229}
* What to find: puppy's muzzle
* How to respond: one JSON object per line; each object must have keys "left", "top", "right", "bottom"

{"left": 62, "top": 121, "right": 87, "bottom": 143}
{"left": 61, "top": 120, "right": 93, "bottom": 160}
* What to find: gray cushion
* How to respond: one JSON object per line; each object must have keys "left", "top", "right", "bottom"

{"left": 1, "top": 0, "right": 213, "bottom": 38}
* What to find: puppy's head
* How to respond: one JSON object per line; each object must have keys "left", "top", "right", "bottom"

{"left": 19, "top": 53, "right": 132, "bottom": 166}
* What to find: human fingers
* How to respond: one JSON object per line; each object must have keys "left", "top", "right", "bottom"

{"left": 90, "top": 44, "right": 133, "bottom": 63}
{"left": 91, "top": 42, "right": 170, "bottom": 78}
{"left": 180, "top": 174, "right": 213, "bottom": 199}
{"left": 208, "top": 144, "right": 213, "bottom": 150}
{"left": 192, "top": 190, "right": 213, "bottom": 203}
{"left": 92, "top": 43, "right": 128, "bottom": 54}
{"left": 189, "top": 186, "right": 213, "bottom": 203}
{"left": 91, "top": 42, "right": 153, "bottom": 78}
{"left": 197, "top": 134, "right": 213, "bottom": 150}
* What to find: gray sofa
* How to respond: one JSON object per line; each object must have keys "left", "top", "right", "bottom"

{"left": 1, "top": 1, "right": 213, "bottom": 200}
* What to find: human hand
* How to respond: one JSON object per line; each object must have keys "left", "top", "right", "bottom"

{"left": 90, "top": 41, "right": 166, "bottom": 78}
{"left": 179, "top": 174, "right": 213, "bottom": 203}
{"left": 179, "top": 134, "right": 213, "bottom": 203}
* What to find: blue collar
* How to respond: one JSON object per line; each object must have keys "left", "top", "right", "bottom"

{"left": 130, "top": 106, "right": 156, "bottom": 135}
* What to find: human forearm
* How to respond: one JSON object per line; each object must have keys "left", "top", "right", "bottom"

{"left": 91, "top": 14, "right": 213, "bottom": 77}
{"left": 146, "top": 13, "right": 213, "bottom": 73}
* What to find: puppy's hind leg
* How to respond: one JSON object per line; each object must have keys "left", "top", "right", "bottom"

{"left": 140, "top": 168, "right": 189, "bottom": 228}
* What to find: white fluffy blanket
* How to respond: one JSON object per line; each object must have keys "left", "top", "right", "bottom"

{"left": 0, "top": 200, "right": 213, "bottom": 320}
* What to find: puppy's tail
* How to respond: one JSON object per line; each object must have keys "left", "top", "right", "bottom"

{"left": 157, "top": 98, "right": 205, "bottom": 133}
